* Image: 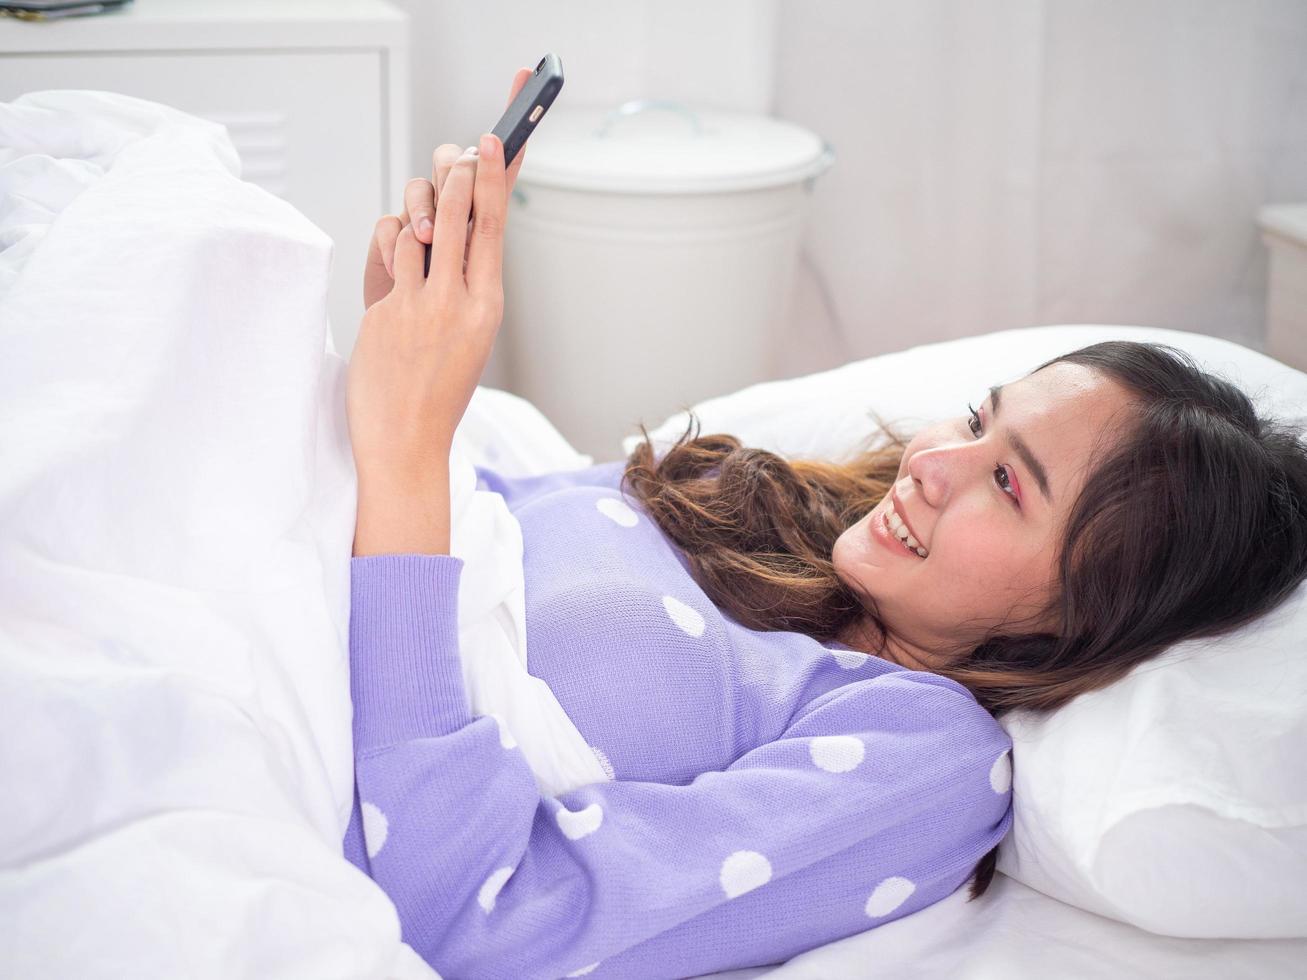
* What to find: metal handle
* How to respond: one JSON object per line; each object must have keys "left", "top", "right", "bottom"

{"left": 594, "top": 99, "right": 705, "bottom": 139}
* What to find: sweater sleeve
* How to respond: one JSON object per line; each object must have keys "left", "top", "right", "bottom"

{"left": 347, "top": 554, "right": 1013, "bottom": 980}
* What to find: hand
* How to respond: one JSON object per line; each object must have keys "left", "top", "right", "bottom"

{"left": 363, "top": 66, "right": 532, "bottom": 310}
{"left": 346, "top": 130, "right": 509, "bottom": 484}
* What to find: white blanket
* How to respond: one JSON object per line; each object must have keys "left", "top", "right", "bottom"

{"left": 446, "top": 422, "right": 612, "bottom": 800}
{"left": 0, "top": 89, "right": 602, "bottom": 980}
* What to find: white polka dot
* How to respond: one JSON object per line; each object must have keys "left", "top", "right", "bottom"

{"left": 990, "top": 749, "right": 1012, "bottom": 794}
{"left": 566, "top": 964, "right": 600, "bottom": 977}
{"left": 595, "top": 496, "right": 639, "bottom": 527}
{"left": 591, "top": 744, "right": 616, "bottom": 780}
{"left": 475, "top": 477, "right": 490, "bottom": 491}
{"left": 720, "top": 850, "right": 772, "bottom": 898}
{"left": 864, "top": 876, "right": 916, "bottom": 918}
{"left": 662, "top": 595, "right": 706, "bottom": 637}
{"left": 809, "top": 734, "right": 865, "bottom": 773}
{"left": 478, "top": 865, "right": 515, "bottom": 912}
{"left": 831, "top": 650, "right": 869, "bottom": 670}
{"left": 487, "top": 712, "right": 517, "bottom": 749}
{"left": 556, "top": 801, "right": 604, "bottom": 840}
{"left": 360, "top": 801, "right": 388, "bottom": 859}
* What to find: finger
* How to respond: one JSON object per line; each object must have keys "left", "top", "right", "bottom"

{"left": 403, "top": 178, "right": 437, "bottom": 244}
{"left": 364, "top": 216, "right": 390, "bottom": 279}
{"left": 465, "top": 134, "right": 506, "bottom": 300}
{"left": 392, "top": 221, "right": 425, "bottom": 290}
{"left": 432, "top": 143, "right": 462, "bottom": 197}
{"left": 374, "top": 214, "right": 402, "bottom": 278}
{"left": 429, "top": 146, "right": 478, "bottom": 291}
{"left": 426, "top": 146, "right": 466, "bottom": 278}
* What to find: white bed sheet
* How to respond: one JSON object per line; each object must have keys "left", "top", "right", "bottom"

{"left": 705, "top": 872, "right": 1306, "bottom": 979}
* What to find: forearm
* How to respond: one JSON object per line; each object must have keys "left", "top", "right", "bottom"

{"left": 352, "top": 455, "right": 452, "bottom": 557}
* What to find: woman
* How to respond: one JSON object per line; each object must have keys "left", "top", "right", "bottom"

{"left": 343, "top": 70, "right": 1307, "bottom": 980}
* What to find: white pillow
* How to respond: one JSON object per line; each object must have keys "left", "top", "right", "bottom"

{"left": 622, "top": 325, "right": 1307, "bottom": 940}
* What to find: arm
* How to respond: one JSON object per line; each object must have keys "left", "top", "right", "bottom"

{"left": 347, "top": 553, "right": 1014, "bottom": 979}
{"left": 348, "top": 93, "right": 516, "bottom": 550}
{"left": 353, "top": 459, "right": 452, "bottom": 557}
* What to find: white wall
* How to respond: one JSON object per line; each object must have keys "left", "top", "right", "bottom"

{"left": 775, "top": 0, "right": 1307, "bottom": 377}
{"left": 387, "top": 0, "right": 1307, "bottom": 391}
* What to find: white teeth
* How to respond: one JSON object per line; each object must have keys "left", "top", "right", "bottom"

{"left": 885, "top": 501, "right": 928, "bottom": 558}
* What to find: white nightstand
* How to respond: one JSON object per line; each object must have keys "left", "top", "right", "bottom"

{"left": 0, "top": 0, "right": 410, "bottom": 359}
{"left": 1258, "top": 205, "right": 1307, "bottom": 375}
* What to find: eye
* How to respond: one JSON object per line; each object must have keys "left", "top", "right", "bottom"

{"left": 967, "top": 402, "right": 1019, "bottom": 506}
{"left": 967, "top": 403, "right": 982, "bottom": 437}
{"left": 993, "top": 463, "right": 1018, "bottom": 501}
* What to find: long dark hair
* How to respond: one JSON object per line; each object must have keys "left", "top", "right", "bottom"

{"left": 619, "top": 340, "right": 1307, "bottom": 901}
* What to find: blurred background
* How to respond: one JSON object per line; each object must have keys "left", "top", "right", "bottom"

{"left": 3, "top": 0, "right": 1306, "bottom": 460}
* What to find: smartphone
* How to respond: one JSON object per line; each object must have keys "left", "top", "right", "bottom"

{"left": 424, "top": 53, "right": 565, "bottom": 276}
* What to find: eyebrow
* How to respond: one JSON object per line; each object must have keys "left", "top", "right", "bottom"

{"left": 989, "top": 384, "right": 1053, "bottom": 503}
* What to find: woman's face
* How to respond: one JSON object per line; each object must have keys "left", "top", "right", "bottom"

{"left": 832, "top": 361, "right": 1135, "bottom": 670}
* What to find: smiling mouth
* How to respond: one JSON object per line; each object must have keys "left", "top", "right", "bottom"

{"left": 876, "top": 509, "right": 926, "bottom": 559}
{"left": 886, "top": 498, "right": 927, "bottom": 554}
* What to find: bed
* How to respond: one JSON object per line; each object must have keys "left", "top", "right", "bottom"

{"left": 1, "top": 90, "right": 1303, "bottom": 979}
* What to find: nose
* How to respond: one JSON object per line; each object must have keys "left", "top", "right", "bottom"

{"left": 905, "top": 432, "right": 986, "bottom": 508}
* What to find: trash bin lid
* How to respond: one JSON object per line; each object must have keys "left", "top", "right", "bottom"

{"left": 517, "top": 101, "right": 835, "bottom": 195}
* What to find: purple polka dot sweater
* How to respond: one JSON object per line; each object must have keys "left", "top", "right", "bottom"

{"left": 343, "top": 460, "right": 1014, "bottom": 979}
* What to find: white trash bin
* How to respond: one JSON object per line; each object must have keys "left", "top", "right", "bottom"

{"left": 501, "top": 100, "right": 834, "bottom": 462}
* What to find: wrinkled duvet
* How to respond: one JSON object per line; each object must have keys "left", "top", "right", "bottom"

{"left": 0, "top": 89, "right": 598, "bottom": 980}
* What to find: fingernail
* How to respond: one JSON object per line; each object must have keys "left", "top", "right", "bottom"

{"left": 479, "top": 134, "right": 496, "bottom": 160}
{"left": 461, "top": 144, "right": 479, "bottom": 159}
{"left": 419, "top": 217, "right": 433, "bottom": 237}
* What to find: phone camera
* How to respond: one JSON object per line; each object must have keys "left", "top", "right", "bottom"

{"left": 535, "top": 58, "right": 544, "bottom": 73}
